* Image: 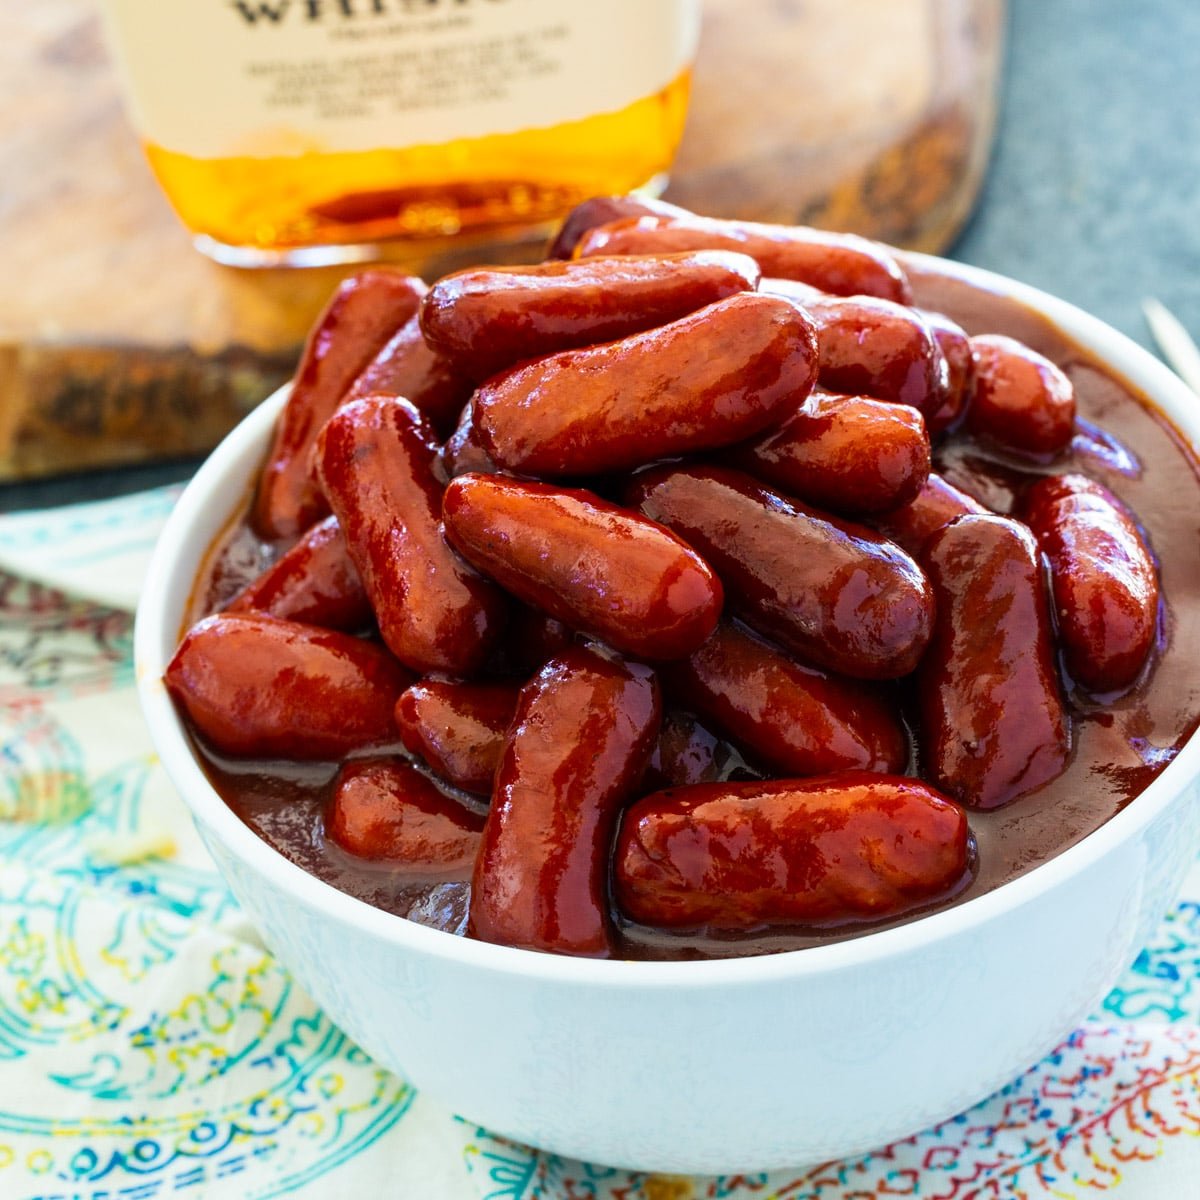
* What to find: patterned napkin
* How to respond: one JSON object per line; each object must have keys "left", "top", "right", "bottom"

{"left": 0, "top": 489, "right": 1198, "bottom": 1200}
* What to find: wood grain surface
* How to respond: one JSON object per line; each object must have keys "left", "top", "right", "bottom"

{"left": 0, "top": 2, "right": 370, "bottom": 480}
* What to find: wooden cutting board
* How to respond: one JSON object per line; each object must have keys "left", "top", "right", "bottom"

{"left": 0, "top": 0, "right": 999, "bottom": 482}
{"left": 0, "top": 2, "right": 361, "bottom": 481}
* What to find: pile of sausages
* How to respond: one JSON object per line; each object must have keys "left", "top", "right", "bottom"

{"left": 166, "top": 196, "right": 1161, "bottom": 958}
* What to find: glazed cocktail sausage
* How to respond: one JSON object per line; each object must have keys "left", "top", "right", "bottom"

{"left": 1021, "top": 473, "right": 1159, "bottom": 692}
{"left": 920, "top": 309, "right": 975, "bottom": 433}
{"left": 165, "top": 613, "right": 410, "bottom": 760}
{"left": 421, "top": 251, "right": 760, "bottom": 380}
{"left": 345, "top": 311, "right": 474, "bottom": 437}
{"left": 574, "top": 214, "right": 912, "bottom": 302}
{"left": 808, "top": 296, "right": 950, "bottom": 420}
{"left": 442, "top": 474, "right": 722, "bottom": 661}
{"left": 731, "top": 392, "right": 931, "bottom": 515}
{"left": 475, "top": 292, "right": 818, "bottom": 477}
{"left": 967, "top": 334, "right": 1076, "bottom": 456}
{"left": 547, "top": 193, "right": 692, "bottom": 259}
{"left": 469, "top": 645, "right": 661, "bottom": 957}
{"left": 254, "top": 269, "right": 426, "bottom": 539}
{"left": 315, "top": 396, "right": 508, "bottom": 676}
{"left": 918, "top": 514, "right": 1070, "bottom": 808}
{"left": 615, "top": 773, "right": 970, "bottom": 930}
{"left": 660, "top": 621, "right": 907, "bottom": 776}
{"left": 327, "top": 758, "right": 484, "bottom": 869}
{"left": 395, "top": 679, "right": 521, "bottom": 795}
{"left": 868, "top": 473, "right": 988, "bottom": 557}
{"left": 628, "top": 464, "right": 933, "bottom": 679}
{"left": 227, "top": 515, "right": 371, "bottom": 631}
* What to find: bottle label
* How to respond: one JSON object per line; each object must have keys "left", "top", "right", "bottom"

{"left": 99, "top": 0, "right": 700, "bottom": 159}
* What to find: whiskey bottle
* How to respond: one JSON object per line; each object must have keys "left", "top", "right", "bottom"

{"left": 100, "top": 0, "right": 700, "bottom": 267}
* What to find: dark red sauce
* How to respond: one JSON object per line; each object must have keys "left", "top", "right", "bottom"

{"left": 184, "top": 267, "right": 1200, "bottom": 959}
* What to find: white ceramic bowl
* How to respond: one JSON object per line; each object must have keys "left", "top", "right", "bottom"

{"left": 135, "top": 259, "right": 1200, "bottom": 1174}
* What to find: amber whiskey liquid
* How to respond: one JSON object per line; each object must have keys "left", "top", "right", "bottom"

{"left": 101, "top": 1, "right": 700, "bottom": 267}
{"left": 143, "top": 69, "right": 692, "bottom": 264}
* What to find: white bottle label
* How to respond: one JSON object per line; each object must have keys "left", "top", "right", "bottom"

{"left": 99, "top": 0, "right": 700, "bottom": 159}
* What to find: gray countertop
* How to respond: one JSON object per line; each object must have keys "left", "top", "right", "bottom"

{"left": 953, "top": 0, "right": 1199, "bottom": 351}
{"left": 3, "top": 0, "right": 1196, "bottom": 514}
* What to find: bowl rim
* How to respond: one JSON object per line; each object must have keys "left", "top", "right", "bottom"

{"left": 134, "top": 253, "right": 1200, "bottom": 989}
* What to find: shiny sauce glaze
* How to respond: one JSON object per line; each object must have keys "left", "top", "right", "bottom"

{"left": 187, "top": 267, "right": 1200, "bottom": 959}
